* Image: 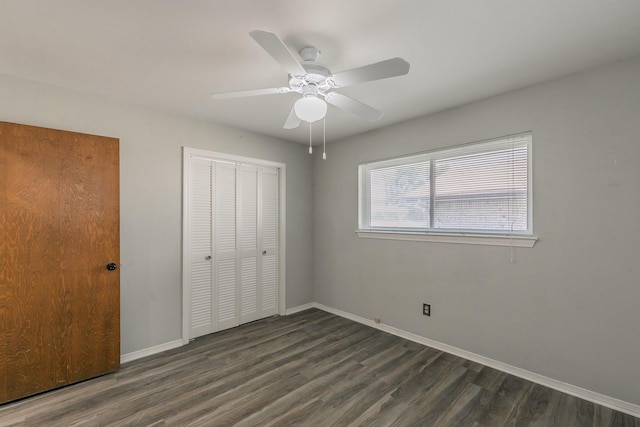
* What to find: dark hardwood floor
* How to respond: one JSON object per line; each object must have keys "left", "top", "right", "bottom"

{"left": 0, "top": 308, "right": 638, "bottom": 426}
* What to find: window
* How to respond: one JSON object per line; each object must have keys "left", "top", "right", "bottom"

{"left": 358, "top": 132, "right": 535, "bottom": 246}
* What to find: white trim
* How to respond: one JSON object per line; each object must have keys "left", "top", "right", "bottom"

{"left": 311, "top": 302, "right": 640, "bottom": 419}
{"left": 185, "top": 147, "right": 286, "bottom": 169}
{"left": 356, "top": 230, "right": 537, "bottom": 247}
{"left": 120, "top": 340, "right": 183, "bottom": 364}
{"left": 285, "top": 302, "right": 315, "bottom": 315}
{"left": 358, "top": 132, "right": 534, "bottom": 240}
{"left": 122, "top": 302, "right": 310, "bottom": 365}
{"left": 278, "top": 167, "right": 287, "bottom": 316}
{"left": 181, "top": 147, "right": 287, "bottom": 345}
{"left": 118, "top": 302, "right": 640, "bottom": 417}
{"left": 182, "top": 149, "right": 192, "bottom": 345}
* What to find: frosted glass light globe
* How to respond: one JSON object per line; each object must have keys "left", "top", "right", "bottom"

{"left": 294, "top": 96, "right": 327, "bottom": 123}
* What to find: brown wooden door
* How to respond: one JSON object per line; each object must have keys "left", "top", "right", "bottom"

{"left": 0, "top": 121, "right": 120, "bottom": 404}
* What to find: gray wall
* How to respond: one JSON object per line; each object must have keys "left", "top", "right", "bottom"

{"left": 313, "top": 56, "right": 640, "bottom": 405}
{"left": 0, "top": 74, "right": 314, "bottom": 355}
{"left": 3, "top": 53, "right": 640, "bottom": 406}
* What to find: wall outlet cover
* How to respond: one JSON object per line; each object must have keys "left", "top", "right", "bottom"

{"left": 423, "top": 303, "right": 431, "bottom": 316}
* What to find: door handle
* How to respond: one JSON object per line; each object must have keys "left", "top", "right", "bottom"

{"left": 106, "top": 263, "right": 118, "bottom": 271}
{"left": 205, "top": 256, "right": 212, "bottom": 260}
{"left": 262, "top": 250, "right": 267, "bottom": 255}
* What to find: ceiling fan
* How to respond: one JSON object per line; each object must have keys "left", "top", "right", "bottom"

{"left": 211, "top": 30, "right": 410, "bottom": 129}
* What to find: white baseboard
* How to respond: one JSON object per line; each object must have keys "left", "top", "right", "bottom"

{"left": 285, "top": 302, "right": 316, "bottom": 315}
{"left": 117, "top": 304, "right": 640, "bottom": 418}
{"left": 120, "top": 303, "right": 317, "bottom": 364}
{"left": 311, "top": 302, "right": 640, "bottom": 419}
{"left": 120, "top": 339, "right": 183, "bottom": 364}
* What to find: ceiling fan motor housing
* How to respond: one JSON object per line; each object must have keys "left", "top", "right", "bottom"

{"left": 288, "top": 46, "right": 333, "bottom": 93}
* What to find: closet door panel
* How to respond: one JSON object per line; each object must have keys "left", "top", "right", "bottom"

{"left": 260, "top": 167, "right": 279, "bottom": 315}
{"left": 214, "top": 163, "right": 238, "bottom": 331}
{"left": 188, "top": 159, "right": 213, "bottom": 338}
{"left": 239, "top": 165, "right": 259, "bottom": 322}
{"left": 240, "top": 258, "right": 258, "bottom": 319}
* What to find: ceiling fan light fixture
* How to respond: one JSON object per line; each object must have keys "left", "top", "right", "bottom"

{"left": 294, "top": 95, "right": 327, "bottom": 123}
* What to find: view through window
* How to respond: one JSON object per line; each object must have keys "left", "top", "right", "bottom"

{"left": 358, "top": 132, "right": 532, "bottom": 236}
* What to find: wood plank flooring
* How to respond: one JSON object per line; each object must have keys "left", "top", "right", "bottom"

{"left": 0, "top": 308, "right": 638, "bottom": 426}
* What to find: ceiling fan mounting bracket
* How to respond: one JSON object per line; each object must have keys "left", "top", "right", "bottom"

{"left": 299, "top": 46, "right": 321, "bottom": 62}
{"left": 291, "top": 46, "right": 332, "bottom": 87}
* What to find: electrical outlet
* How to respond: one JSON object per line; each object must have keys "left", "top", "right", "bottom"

{"left": 422, "top": 303, "right": 431, "bottom": 317}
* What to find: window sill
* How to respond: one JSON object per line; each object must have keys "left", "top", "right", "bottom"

{"left": 355, "top": 230, "right": 537, "bottom": 247}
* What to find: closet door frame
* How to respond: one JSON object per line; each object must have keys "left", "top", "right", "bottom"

{"left": 181, "top": 147, "right": 286, "bottom": 344}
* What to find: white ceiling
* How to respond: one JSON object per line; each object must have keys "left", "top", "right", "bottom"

{"left": 1, "top": 1, "right": 640, "bottom": 144}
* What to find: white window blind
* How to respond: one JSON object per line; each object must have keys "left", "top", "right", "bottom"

{"left": 369, "top": 160, "right": 430, "bottom": 229}
{"left": 359, "top": 132, "right": 532, "bottom": 236}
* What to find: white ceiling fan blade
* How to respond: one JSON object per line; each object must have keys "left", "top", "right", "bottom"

{"left": 325, "top": 92, "right": 384, "bottom": 122}
{"left": 249, "top": 30, "right": 306, "bottom": 76}
{"left": 283, "top": 106, "right": 301, "bottom": 129}
{"left": 330, "top": 57, "right": 410, "bottom": 88}
{"left": 211, "top": 87, "right": 289, "bottom": 100}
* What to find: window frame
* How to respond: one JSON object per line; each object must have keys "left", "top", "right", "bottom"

{"left": 357, "top": 132, "right": 537, "bottom": 247}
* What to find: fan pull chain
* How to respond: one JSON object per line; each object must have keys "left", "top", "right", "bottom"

{"left": 309, "top": 122, "right": 313, "bottom": 154}
{"left": 322, "top": 117, "right": 326, "bottom": 160}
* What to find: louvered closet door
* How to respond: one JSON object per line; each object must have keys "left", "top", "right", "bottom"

{"left": 259, "top": 167, "right": 279, "bottom": 316}
{"left": 237, "top": 166, "right": 279, "bottom": 323}
{"left": 214, "top": 162, "right": 239, "bottom": 331}
{"left": 187, "top": 156, "right": 279, "bottom": 339}
{"left": 238, "top": 165, "right": 259, "bottom": 323}
{"left": 188, "top": 159, "right": 214, "bottom": 337}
